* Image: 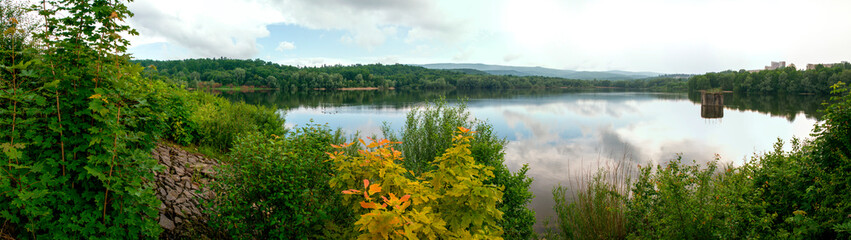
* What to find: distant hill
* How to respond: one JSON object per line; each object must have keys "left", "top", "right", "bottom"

{"left": 419, "top": 63, "right": 662, "bottom": 80}
{"left": 443, "top": 68, "right": 490, "bottom": 75}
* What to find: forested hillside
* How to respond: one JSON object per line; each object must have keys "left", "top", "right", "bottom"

{"left": 134, "top": 58, "right": 687, "bottom": 91}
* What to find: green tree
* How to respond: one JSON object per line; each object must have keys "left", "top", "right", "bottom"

{"left": 1, "top": 0, "right": 164, "bottom": 238}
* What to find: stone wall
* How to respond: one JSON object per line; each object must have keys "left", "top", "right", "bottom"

{"left": 152, "top": 143, "right": 218, "bottom": 239}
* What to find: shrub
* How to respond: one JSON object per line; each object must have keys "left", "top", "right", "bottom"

{"left": 747, "top": 82, "right": 851, "bottom": 239}
{"left": 329, "top": 128, "right": 504, "bottom": 239}
{"left": 381, "top": 99, "right": 536, "bottom": 239}
{"left": 206, "top": 125, "right": 349, "bottom": 239}
{"left": 185, "top": 91, "right": 286, "bottom": 153}
{"left": 625, "top": 155, "right": 772, "bottom": 240}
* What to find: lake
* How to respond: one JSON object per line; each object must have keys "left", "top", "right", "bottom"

{"left": 221, "top": 88, "right": 826, "bottom": 231}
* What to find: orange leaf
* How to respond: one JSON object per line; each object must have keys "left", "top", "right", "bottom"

{"left": 363, "top": 179, "right": 370, "bottom": 189}
{"left": 342, "top": 189, "right": 361, "bottom": 194}
{"left": 360, "top": 201, "right": 380, "bottom": 209}
{"left": 399, "top": 195, "right": 411, "bottom": 202}
{"left": 457, "top": 126, "right": 470, "bottom": 133}
{"left": 368, "top": 183, "right": 382, "bottom": 195}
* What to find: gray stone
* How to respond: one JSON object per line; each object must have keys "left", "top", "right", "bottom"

{"left": 174, "top": 205, "right": 185, "bottom": 217}
{"left": 174, "top": 165, "right": 185, "bottom": 176}
{"left": 159, "top": 214, "right": 175, "bottom": 230}
{"left": 176, "top": 195, "right": 189, "bottom": 204}
{"left": 166, "top": 190, "right": 179, "bottom": 202}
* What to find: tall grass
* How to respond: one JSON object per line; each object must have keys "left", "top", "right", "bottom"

{"left": 546, "top": 157, "right": 634, "bottom": 240}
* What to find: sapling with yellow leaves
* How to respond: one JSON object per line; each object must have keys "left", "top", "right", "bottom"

{"left": 329, "top": 127, "right": 505, "bottom": 239}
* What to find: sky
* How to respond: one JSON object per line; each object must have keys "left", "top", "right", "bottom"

{"left": 125, "top": 0, "right": 851, "bottom": 74}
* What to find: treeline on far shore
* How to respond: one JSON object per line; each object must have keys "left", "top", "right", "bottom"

{"left": 688, "top": 63, "right": 851, "bottom": 94}
{"left": 133, "top": 58, "right": 688, "bottom": 92}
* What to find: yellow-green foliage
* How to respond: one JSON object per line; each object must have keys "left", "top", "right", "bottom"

{"left": 329, "top": 127, "right": 504, "bottom": 239}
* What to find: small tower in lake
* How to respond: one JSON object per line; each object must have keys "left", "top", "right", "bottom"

{"left": 700, "top": 91, "right": 724, "bottom": 119}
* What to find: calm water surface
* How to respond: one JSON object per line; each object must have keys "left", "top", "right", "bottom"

{"left": 223, "top": 89, "right": 826, "bottom": 231}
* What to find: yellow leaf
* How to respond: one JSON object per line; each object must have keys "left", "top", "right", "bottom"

{"left": 368, "top": 183, "right": 382, "bottom": 195}
{"left": 89, "top": 94, "right": 102, "bottom": 99}
{"left": 10, "top": 17, "right": 18, "bottom": 24}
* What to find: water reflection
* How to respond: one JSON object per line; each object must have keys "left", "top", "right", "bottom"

{"left": 221, "top": 89, "right": 826, "bottom": 232}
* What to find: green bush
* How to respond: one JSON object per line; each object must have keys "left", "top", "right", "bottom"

{"left": 186, "top": 92, "right": 286, "bottom": 153}
{"left": 206, "top": 125, "right": 351, "bottom": 239}
{"left": 747, "top": 82, "right": 851, "bottom": 239}
{"left": 381, "top": 99, "right": 536, "bottom": 239}
{"left": 625, "top": 156, "right": 773, "bottom": 240}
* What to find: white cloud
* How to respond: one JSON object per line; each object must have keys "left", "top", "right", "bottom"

{"left": 276, "top": 41, "right": 295, "bottom": 51}
{"left": 261, "top": 0, "right": 471, "bottom": 49}
{"left": 127, "top": 0, "right": 284, "bottom": 58}
{"left": 126, "top": 0, "right": 851, "bottom": 73}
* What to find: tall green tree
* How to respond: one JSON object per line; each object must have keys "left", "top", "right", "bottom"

{"left": 1, "top": 0, "right": 165, "bottom": 238}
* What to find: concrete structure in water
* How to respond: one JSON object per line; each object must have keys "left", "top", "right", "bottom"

{"left": 700, "top": 92, "right": 724, "bottom": 119}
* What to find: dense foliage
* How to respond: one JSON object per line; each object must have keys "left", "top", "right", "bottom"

{"left": 548, "top": 82, "right": 851, "bottom": 239}
{"left": 1, "top": 0, "right": 165, "bottom": 238}
{"left": 179, "top": 91, "right": 285, "bottom": 153}
{"left": 206, "top": 125, "right": 349, "bottom": 239}
{"left": 329, "top": 129, "right": 504, "bottom": 239}
{"left": 134, "top": 58, "right": 686, "bottom": 91}
{"left": 688, "top": 64, "right": 851, "bottom": 94}
{"left": 381, "top": 100, "right": 537, "bottom": 239}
